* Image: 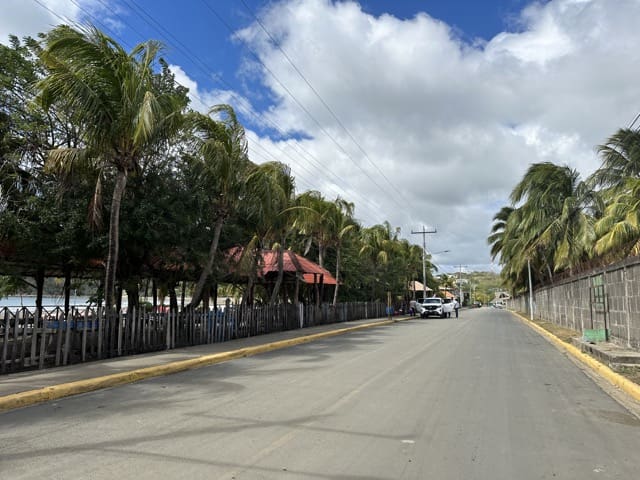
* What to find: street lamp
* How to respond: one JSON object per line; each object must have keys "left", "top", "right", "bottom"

{"left": 427, "top": 250, "right": 450, "bottom": 297}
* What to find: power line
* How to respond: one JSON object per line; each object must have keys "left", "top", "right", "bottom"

{"left": 112, "top": 0, "right": 387, "bottom": 221}
{"left": 198, "top": 0, "right": 407, "bottom": 212}
{"left": 30, "top": 0, "right": 385, "bottom": 223}
{"left": 238, "top": 0, "right": 413, "bottom": 208}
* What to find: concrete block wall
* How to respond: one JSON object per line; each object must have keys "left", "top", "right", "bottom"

{"left": 509, "top": 258, "right": 640, "bottom": 349}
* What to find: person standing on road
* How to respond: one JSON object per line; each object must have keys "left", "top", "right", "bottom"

{"left": 454, "top": 298, "right": 460, "bottom": 318}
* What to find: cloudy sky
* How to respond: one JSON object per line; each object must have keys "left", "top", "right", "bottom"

{"left": 3, "top": 0, "right": 640, "bottom": 273}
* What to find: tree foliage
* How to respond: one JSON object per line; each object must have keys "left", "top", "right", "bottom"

{"left": 1, "top": 24, "right": 447, "bottom": 309}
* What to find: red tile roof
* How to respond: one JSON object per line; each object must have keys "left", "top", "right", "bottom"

{"left": 227, "top": 247, "right": 337, "bottom": 285}
{"left": 261, "top": 250, "right": 337, "bottom": 285}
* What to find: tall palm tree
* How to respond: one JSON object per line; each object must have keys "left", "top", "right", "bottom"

{"left": 294, "top": 190, "right": 332, "bottom": 268}
{"left": 590, "top": 128, "right": 640, "bottom": 259}
{"left": 493, "top": 162, "right": 598, "bottom": 290}
{"left": 187, "top": 105, "right": 250, "bottom": 308}
{"left": 595, "top": 177, "right": 640, "bottom": 257}
{"left": 244, "top": 161, "right": 296, "bottom": 304}
{"left": 488, "top": 206, "right": 514, "bottom": 262}
{"left": 38, "top": 25, "right": 186, "bottom": 310}
{"left": 359, "top": 221, "right": 400, "bottom": 301}
{"left": 326, "top": 198, "right": 356, "bottom": 306}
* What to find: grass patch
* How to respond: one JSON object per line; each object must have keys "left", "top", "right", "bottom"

{"left": 532, "top": 319, "right": 579, "bottom": 343}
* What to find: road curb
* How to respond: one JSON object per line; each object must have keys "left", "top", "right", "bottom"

{"left": 0, "top": 317, "right": 403, "bottom": 413}
{"left": 511, "top": 311, "right": 640, "bottom": 403}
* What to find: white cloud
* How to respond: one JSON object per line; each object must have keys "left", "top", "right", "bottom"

{"left": 170, "top": 64, "right": 261, "bottom": 125}
{"left": 0, "top": 0, "right": 78, "bottom": 43}
{"left": 233, "top": 0, "right": 640, "bottom": 271}
{"left": 0, "top": 0, "right": 125, "bottom": 44}
{"left": 4, "top": 0, "right": 640, "bottom": 273}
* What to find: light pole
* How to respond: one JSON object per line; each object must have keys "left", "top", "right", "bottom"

{"left": 411, "top": 226, "right": 437, "bottom": 299}
{"left": 457, "top": 264, "right": 468, "bottom": 305}
{"left": 428, "top": 249, "right": 450, "bottom": 296}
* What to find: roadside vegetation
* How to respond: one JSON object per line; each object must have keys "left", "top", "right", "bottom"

{"left": 0, "top": 25, "right": 444, "bottom": 310}
{"left": 489, "top": 128, "right": 640, "bottom": 294}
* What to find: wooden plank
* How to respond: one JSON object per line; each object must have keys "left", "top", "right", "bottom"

{"left": 97, "top": 307, "right": 103, "bottom": 359}
{"left": 89, "top": 307, "right": 97, "bottom": 357}
{"left": 165, "top": 311, "right": 171, "bottom": 350}
{"left": 17, "top": 310, "right": 29, "bottom": 369}
{"left": 63, "top": 307, "right": 72, "bottom": 365}
{"left": 142, "top": 307, "right": 147, "bottom": 351}
{"left": 54, "top": 309, "right": 63, "bottom": 366}
{"left": 81, "top": 308, "right": 88, "bottom": 362}
{"left": 172, "top": 310, "right": 176, "bottom": 349}
{"left": 29, "top": 308, "right": 38, "bottom": 367}
{"left": 132, "top": 306, "right": 138, "bottom": 352}
{"left": 1, "top": 309, "right": 9, "bottom": 373}
{"left": 9, "top": 315, "right": 17, "bottom": 371}
{"left": 117, "top": 309, "right": 123, "bottom": 356}
{"left": 38, "top": 310, "right": 47, "bottom": 370}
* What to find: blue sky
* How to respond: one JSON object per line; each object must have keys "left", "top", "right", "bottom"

{"left": 3, "top": 0, "right": 640, "bottom": 273}
{"left": 73, "top": 0, "right": 535, "bottom": 137}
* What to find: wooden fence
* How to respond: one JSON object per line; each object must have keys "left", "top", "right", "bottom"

{"left": 0, "top": 301, "right": 387, "bottom": 374}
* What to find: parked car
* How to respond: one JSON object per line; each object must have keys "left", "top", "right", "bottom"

{"left": 416, "top": 297, "right": 446, "bottom": 318}
{"left": 472, "top": 301, "right": 482, "bottom": 308}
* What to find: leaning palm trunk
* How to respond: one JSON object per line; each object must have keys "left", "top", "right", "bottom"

{"left": 189, "top": 216, "right": 224, "bottom": 309}
{"left": 270, "top": 242, "right": 286, "bottom": 305}
{"left": 104, "top": 170, "right": 127, "bottom": 311}
{"left": 332, "top": 247, "right": 341, "bottom": 307}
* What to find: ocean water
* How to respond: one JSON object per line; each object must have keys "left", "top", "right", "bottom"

{"left": 0, "top": 295, "right": 93, "bottom": 308}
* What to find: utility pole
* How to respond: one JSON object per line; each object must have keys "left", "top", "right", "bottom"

{"left": 411, "top": 226, "right": 437, "bottom": 299}
{"left": 456, "top": 264, "right": 468, "bottom": 305}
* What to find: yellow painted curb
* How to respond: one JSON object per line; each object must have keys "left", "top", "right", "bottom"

{"left": 511, "top": 311, "right": 640, "bottom": 403}
{"left": 0, "top": 318, "right": 403, "bottom": 413}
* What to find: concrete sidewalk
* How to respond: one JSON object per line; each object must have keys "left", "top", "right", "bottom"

{"left": 571, "top": 337, "right": 640, "bottom": 368}
{"left": 0, "top": 316, "right": 406, "bottom": 411}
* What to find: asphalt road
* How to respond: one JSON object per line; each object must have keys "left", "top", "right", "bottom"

{"left": 1, "top": 309, "right": 639, "bottom": 479}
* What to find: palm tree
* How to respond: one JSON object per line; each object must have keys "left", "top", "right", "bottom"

{"left": 590, "top": 128, "right": 640, "bottom": 190}
{"left": 326, "top": 198, "right": 356, "bottom": 306}
{"left": 294, "top": 190, "right": 332, "bottom": 268}
{"left": 187, "top": 105, "right": 250, "bottom": 308}
{"left": 590, "top": 128, "right": 640, "bottom": 259}
{"left": 394, "top": 239, "right": 425, "bottom": 301}
{"left": 492, "top": 162, "right": 598, "bottom": 290}
{"left": 38, "top": 25, "right": 186, "bottom": 311}
{"left": 488, "top": 206, "right": 514, "bottom": 262}
{"left": 244, "top": 161, "right": 296, "bottom": 304}
{"left": 595, "top": 177, "right": 640, "bottom": 258}
{"left": 359, "top": 221, "right": 400, "bottom": 301}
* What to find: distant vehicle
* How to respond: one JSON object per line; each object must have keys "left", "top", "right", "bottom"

{"left": 472, "top": 302, "right": 482, "bottom": 308}
{"left": 416, "top": 297, "right": 446, "bottom": 318}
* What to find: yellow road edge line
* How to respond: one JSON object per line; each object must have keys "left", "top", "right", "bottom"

{"left": 0, "top": 317, "right": 403, "bottom": 413}
{"left": 511, "top": 311, "right": 640, "bottom": 403}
